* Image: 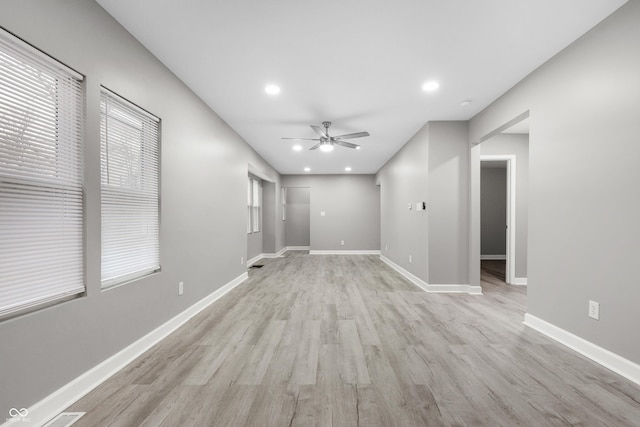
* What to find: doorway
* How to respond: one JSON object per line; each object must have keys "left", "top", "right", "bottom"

{"left": 284, "top": 187, "right": 311, "bottom": 249}
{"left": 471, "top": 112, "right": 529, "bottom": 290}
{"left": 480, "top": 156, "right": 515, "bottom": 284}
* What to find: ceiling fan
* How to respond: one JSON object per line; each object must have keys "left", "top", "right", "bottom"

{"left": 282, "top": 121, "right": 369, "bottom": 152}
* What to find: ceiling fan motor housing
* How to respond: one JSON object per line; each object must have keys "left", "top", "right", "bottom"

{"left": 281, "top": 121, "right": 367, "bottom": 150}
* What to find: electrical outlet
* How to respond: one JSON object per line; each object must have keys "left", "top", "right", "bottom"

{"left": 340, "top": 240, "right": 344, "bottom": 246}
{"left": 178, "top": 281, "right": 184, "bottom": 296}
{"left": 409, "top": 255, "right": 412, "bottom": 263}
{"left": 240, "top": 256, "right": 244, "bottom": 265}
{"left": 385, "top": 244, "right": 388, "bottom": 251}
{"left": 588, "top": 300, "right": 600, "bottom": 320}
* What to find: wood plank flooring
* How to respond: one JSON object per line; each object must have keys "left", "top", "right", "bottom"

{"left": 67, "top": 253, "right": 640, "bottom": 426}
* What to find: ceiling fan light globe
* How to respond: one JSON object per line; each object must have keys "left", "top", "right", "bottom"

{"left": 264, "top": 84, "right": 280, "bottom": 95}
{"left": 319, "top": 144, "right": 334, "bottom": 152}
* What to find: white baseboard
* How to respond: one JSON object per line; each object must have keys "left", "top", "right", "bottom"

{"left": 379, "top": 255, "right": 430, "bottom": 291}
{"left": 427, "top": 284, "right": 483, "bottom": 295}
{"left": 380, "top": 255, "right": 482, "bottom": 295}
{"left": 310, "top": 250, "right": 381, "bottom": 255}
{"left": 523, "top": 313, "right": 640, "bottom": 386}
{"left": 247, "top": 254, "right": 264, "bottom": 267}
{"left": 249, "top": 247, "right": 305, "bottom": 265}
{"left": 481, "top": 254, "right": 506, "bottom": 260}
{"left": 8, "top": 272, "right": 249, "bottom": 427}
{"left": 256, "top": 247, "right": 288, "bottom": 262}
{"left": 262, "top": 247, "right": 287, "bottom": 258}
{"left": 512, "top": 277, "right": 528, "bottom": 286}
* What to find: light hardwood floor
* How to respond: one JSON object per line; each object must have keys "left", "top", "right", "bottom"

{"left": 67, "top": 253, "right": 640, "bottom": 426}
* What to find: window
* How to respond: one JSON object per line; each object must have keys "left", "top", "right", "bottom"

{"left": 252, "top": 178, "right": 260, "bottom": 232}
{"left": 282, "top": 187, "right": 286, "bottom": 221}
{"left": 247, "top": 178, "right": 252, "bottom": 233}
{"left": 0, "top": 29, "right": 85, "bottom": 318}
{"left": 100, "top": 88, "right": 160, "bottom": 288}
{"left": 247, "top": 176, "right": 261, "bottom": 233}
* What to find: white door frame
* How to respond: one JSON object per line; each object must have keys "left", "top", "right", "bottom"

{"left": 480, "top": 155, "right": 517, "bottom": 285}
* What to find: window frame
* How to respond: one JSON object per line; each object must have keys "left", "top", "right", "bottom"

{"left": 282, "top": 186, "right": 286, "bottom": 221}
{"left": 100, "top": 86, "right": 161, "bottom": 289}
{"left": 0, "top": 28, "right": 85, "bottom": 319}
{"left": 247, "top": 175, "right": 261, "bottom": 234}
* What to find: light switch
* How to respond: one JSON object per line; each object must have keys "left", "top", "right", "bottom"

{"left": 320, "top": 211, "right": 326, "bottom": 216}
{"left": 589, "top": 300, "right": 600, "bottom": 320}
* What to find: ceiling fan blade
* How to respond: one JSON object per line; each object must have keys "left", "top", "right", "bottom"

{"left": 310, "top": 125, "right": 328, "bottom": 138}
{"left": 281, "top": 137, "right": 321, "bottom": 141}
{"left": 309, "top": 143, "right": 321, "bottom": 150}
{"left": 336, "top": 141, "right": 360, "bottom": 149}
{"left": 333, "top": 131, "right": 370, "bottom": 139}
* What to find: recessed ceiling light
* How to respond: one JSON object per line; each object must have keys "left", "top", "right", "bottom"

{"left": 264, "top": 84, "right": 280, "bottom": 95}
{"left": 345, "top": 167, "right": 352, "bottom": 172}
{"left": 319, "top": 144, "right": 334, "bottom": 152}
{"left": 422, "top": 81, "right": 440, "bottom": 92}
{"left": 304, "top": 167, "right": 310, "bottom": 172}
{"left": 460, "top": 99, "right": 472, "bottom": 107}
{"left": 293, "top": 145, "right": 302, "bottom": 151}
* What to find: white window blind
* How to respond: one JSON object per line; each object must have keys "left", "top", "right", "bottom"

{"left": 251, "top": 177, "right": 260, "bottom": 232}
{"left": 247, "top": 177, "right": 252, "bottom": 233}
{"left": 282, "top": 187, "right": 286, "bottom": 221}
{"left": 100, "top": 88, "right": 160, "bottom": 287}
{"left": 0, "top": 29, "right": 85, "bottom": 318}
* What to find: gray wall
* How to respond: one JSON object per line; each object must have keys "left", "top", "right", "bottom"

{"left": 247, "top": 231, "right": 262, "bottom": 261}
{"left": 481, "top": 166, "right": 507, "bottom": 256}
{"left": 376, "top": 124, "right": 429, "bottom": 280}
{"left": 427, "top": 122, "right": 470, "bottom": 285}
{"left": 376, "top": 121, "right": 469, "bottom": 285}
{"left": 284, "top": 187, "right": 311, "bottom": 247}
{"left": 262, "top": 181, "right": 277, "bottom": 254}
{"left": 481, "top": 134, "right": 529, "bottom": 277}
{"left": 0, "top": 0, "right": 283, "bottom": 415}
{"left": 470, "top": 1, "right": 640, "bottom": 363}
{"left": 281, "top": 175, "right": 380, "bottom": 251}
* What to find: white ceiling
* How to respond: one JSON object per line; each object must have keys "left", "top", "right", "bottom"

{"left": 96, "top": 0, "right": 626, "bottom": 175}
